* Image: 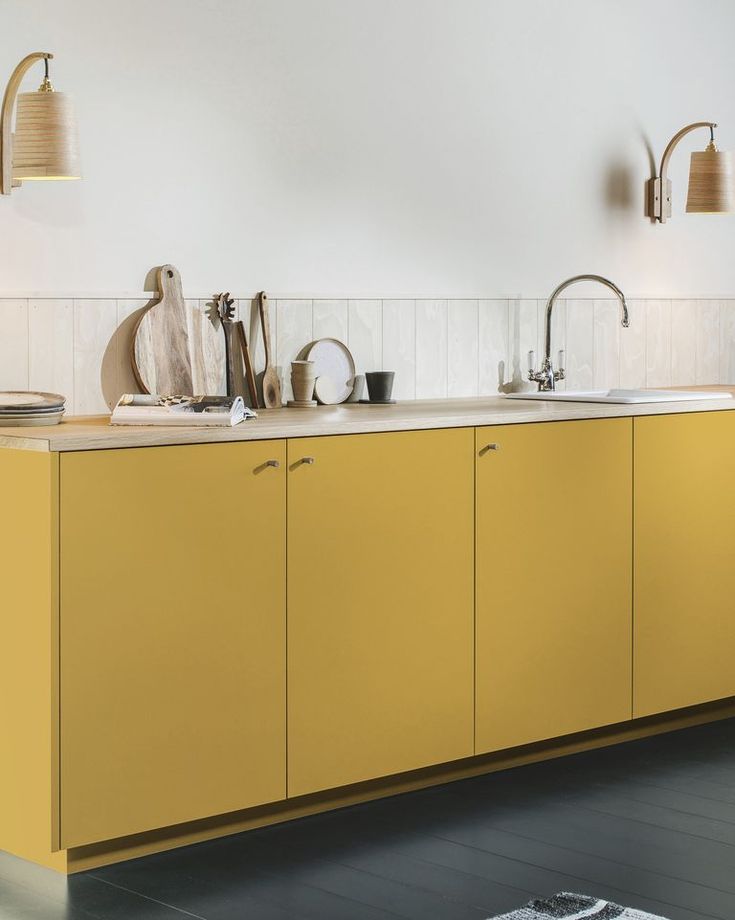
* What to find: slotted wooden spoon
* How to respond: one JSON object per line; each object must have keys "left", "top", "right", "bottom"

{"left": 259, "top": 291, "right": 282, "bottom": 408}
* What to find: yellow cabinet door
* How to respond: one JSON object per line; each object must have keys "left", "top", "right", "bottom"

{"left": 60, "top": 441, "right": 286, "bottom": 848}
{"left": 287, "top": 429, "right": 474, "bottom": 797}
{"left": 476, "top": 419, "right": 633, "bottom": 754}
{"left": 634, "top": 411, "right": 735, "bottom": 717}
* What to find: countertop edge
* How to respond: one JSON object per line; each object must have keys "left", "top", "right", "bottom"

{"left": 0, "top": 434, "right": 53, "bottom": 452}
{"left": 1, "top": 392, "right": 734, "bottom": 452}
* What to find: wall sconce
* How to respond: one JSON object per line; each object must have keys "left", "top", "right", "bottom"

{"left": 647, "top": 122, "right": 734, "bottom": 223}
{"left": 1, "top": 51, "right": 81, "bottom": 196}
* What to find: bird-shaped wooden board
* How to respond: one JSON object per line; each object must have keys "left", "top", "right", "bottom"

{"left": 132, "top": 265, "right": 227, "bottom": 395}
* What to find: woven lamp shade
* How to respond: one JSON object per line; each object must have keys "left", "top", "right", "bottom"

{"left": 11, "top": 89, "right": 81, "bottom": 181}
{"left": 686, "top": 144, "right": 734, "bottom": 213}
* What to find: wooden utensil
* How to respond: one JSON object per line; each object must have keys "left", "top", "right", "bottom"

{"left": 133, "top": 265, "right": 193, "bottom": 395}
{"left": 258, "top": 291, "right": 281, "bottom": 408}
{"left": 213, "top": 293, "right": 245, "bottom": 399}
{"left": 236, "top": 320, "right": 259, "bottom": 409}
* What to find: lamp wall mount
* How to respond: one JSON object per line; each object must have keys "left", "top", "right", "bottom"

{"left": 1, "top": 51, "right": 80, "bottom": 196}
{"left": 646, "top": 121, "right": 732, "bottom": 223}
{"left": 0, "top": 52, "right": 52, "bottom": 195}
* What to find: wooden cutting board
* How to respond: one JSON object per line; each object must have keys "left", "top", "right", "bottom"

{"left": 132, "top": 265, "right": 226, "bottom": 396}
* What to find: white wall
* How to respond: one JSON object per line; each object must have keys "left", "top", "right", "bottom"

{"left": 3, "top": 0, "right": 735, "bottom": 298}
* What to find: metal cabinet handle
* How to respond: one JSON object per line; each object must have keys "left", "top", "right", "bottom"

{"left": 301, "top": 457, "right": 315, "bottom": 465}
{"left": 479, "top": 443, "right": 500, "bottom": 456}
{"left": 255, "top": 458, "right": 281, "bottom": 473}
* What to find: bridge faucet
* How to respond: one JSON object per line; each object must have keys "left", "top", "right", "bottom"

{"left": 528, "top": 274, "right": 630, "bottom": 391}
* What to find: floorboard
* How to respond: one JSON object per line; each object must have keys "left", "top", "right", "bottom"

{"left": 2, "top": 718, "right": 734, "bottom": 920}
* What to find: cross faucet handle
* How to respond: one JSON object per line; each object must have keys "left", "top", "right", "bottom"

{"left": 528, "top": 349, "right": 565, "bottom": 390}
{"left": 527, "top": 350, "right": 545, "bottom": 385}
{"left": 555, "top": 349, "right": 566, "bottom": 382}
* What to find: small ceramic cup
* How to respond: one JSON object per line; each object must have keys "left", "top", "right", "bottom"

{"left": 291, "top": 360, "right": 316, "bottom": 403}
{"left": 365, "top": 371, "right": 395, "bottom": 403}
{"left": 346, "top": 374, "right": 366, "bottom": 402}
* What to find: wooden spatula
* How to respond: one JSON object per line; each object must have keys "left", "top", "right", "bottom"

{"left": 236, "top": 320, "right": 259, "bottom": 409}
{"left": 259, "top": 291, "right": 281, "bottom": 408}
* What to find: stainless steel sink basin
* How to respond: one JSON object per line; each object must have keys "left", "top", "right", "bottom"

{"left": 504, "top": 389, "right": 733, "bottom": 405}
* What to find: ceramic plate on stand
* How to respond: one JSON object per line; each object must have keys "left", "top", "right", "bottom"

{"left": 298, "top": 339, "right": 356, "bottom": 405}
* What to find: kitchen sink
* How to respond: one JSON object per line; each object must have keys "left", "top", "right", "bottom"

{"left": 504, "top": 388, "right": 733, "bottom": 405}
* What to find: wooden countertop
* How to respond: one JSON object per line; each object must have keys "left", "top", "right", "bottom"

{"left": 1, "top": 388, "right": 734, "bottom": 452}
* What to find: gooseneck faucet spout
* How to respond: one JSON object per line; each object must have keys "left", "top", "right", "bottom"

{"left": 529, "top": 274, "right": 630, "bottom": 392}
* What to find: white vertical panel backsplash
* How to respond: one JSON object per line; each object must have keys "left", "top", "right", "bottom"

{"left": 593, "top": 300, "right": 621, "bottom": 390}
{"left": 720, "top": 302, "right": 735, "bottom": 385}
{"left": 347, "top": 300, "right": 382, "bottom": 379}
{"left": 695, "top": 300, "right": 720, "bottom": 384}
{"left": 1, "top": 296, "right": 735, "bottom": 415}
{"left": 447, "top": 300, "right": 478, "bottom": 397}
{"left": 515, "top": 300, "right": 539, "bottom": 386}
{"left": 73, "top": 300, "right": 117, "bottom": 413}
{"left": 0, "top": 300, "right": 29, "bottom": 391}
{"left": 382, "top": 299, "right": 416, "bottom": 400}
{"left": 313, "top": 300, "right": 348, "bottom": 342}
{"left": 671, "top": 300, "right": 696, "bottom": 386}
{"left": 565, "top": 300, "right": 594, "bottom": 391}
{"left": 619, "top": 300, "right": 646, "bottom": 389}
{"left": 645, "top": 300, "right": 672, "bottom": 388}
{"left": 478, "top": 300, "right": 508, "bottom": 396}
{"left": 28, "top": 299, "right": 74, "bottom": 404}
{"left": 415, "top": 301, "right": 447, "bottom": 399}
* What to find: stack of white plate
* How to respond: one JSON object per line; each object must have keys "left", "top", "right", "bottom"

{"left": 0, "top": 392, "right": 66, "bottom": 426}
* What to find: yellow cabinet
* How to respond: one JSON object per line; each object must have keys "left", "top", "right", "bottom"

{"left": 634, "top": 411, "right": 735, "bottom": 717}
{"left": 287, "top": 428, "right": 475, "bottom": 797}
{"left": 475, "top": 419, "right": 633, "bottom": 754}
{"left": 59, "top": 441, "right": 286, "bottom": 848}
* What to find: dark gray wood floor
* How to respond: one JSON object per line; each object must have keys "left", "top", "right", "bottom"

{"left": 2, "top": 718, "right": 735, "bottom": 920}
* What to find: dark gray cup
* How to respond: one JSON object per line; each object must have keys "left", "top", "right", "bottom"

{"left": 365, "top": 371, "right": 395, "bottom": 402}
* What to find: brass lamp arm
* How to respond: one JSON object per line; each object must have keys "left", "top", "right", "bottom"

{"left": 659, "top": 121, "right": 716, "bottom": 184}
{"left": 1, "top": 51, "right": 53, "bottom": 195}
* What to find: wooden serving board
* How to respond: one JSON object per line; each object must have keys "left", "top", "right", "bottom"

{"left": 133, "top": 265, "right": 226, "bottom": 396}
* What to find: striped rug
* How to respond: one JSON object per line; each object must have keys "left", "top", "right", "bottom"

{"left": 491, "top": 893, "right": 669, "bottom": 920}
